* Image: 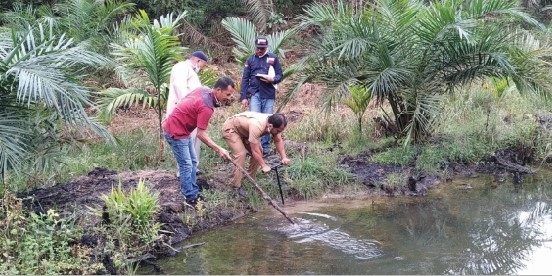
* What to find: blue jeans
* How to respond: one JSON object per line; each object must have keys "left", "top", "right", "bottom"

{"left": 165, "top": 133, "right": 198, "bottom": 200}
{"left": 249, "top": 92, "right": 274, "bottom": 152}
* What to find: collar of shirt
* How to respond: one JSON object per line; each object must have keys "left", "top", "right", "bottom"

{"left": 256, "top": 51, "right": 268, "bottom": 58}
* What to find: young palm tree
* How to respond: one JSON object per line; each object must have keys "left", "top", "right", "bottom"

{"left": 294, "top": 0, "right": 551, "bottom": 144}
{"left": 0, "top": 22, "right": 113, "bottom": 188}
{"left": 342, "top": 85, "right": 372, "bottom": 133}
{"left": 221, "top": 17, "right": 294, "bottom": 65}
{"left": 102, "top": 10, "right": 186, "bottom": 158}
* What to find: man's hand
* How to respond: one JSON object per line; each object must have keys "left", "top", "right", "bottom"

{"left": 281, "top": 158, "right": 291, "bottom": 165}
{"left": 241, "top": 99, "right": 249, "bottom": 110}
{"left": 261, "top": 164, "right": 271, "bottom": 173}
{"left": 217, "top": 148, "right": 231, "bottom": 161}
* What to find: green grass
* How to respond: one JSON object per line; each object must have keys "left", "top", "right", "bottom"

{"left": 8, "top": 128, "right": 177, "bottom": 192}
{"left": 371, "top": 146, "right": 417, "bottom": 165}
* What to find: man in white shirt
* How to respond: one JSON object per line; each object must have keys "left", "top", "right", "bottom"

{"left": 166, "top": 51, "right": 208, "bottom": 174}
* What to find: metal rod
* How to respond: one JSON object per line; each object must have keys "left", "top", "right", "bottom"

{"left": 274, "top": 166, "right": 285, "bottom": 205}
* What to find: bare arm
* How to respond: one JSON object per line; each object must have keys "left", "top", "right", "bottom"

{"left": 197, "top": 128, "right": 231, "bottom": 160}
{"left": 273, "top": 133, "right": 290, "bottom": 165}
{"left": 250, "top": 142, "right": 271, "bottom": 173}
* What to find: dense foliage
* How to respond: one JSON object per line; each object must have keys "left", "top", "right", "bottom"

{"left": 293, "top": 0, "right": 552, "bottom": 144}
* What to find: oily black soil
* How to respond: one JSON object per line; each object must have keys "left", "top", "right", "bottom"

{"left": 21, "top": 164, "right": 252, "bottom": 248}
{"left": 340, "top": 145, "right": 538, "bottom": 197}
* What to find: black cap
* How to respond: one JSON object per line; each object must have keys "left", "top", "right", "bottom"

{"left": 191, "top": 51, "right": 208, "bottom": 62}
{"left": 255, "top": 36, "right": 268, "bottom": 48}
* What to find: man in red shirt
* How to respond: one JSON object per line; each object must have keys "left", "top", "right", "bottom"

{"left": 163, "top": 77, "right": 234, "bottom": 206}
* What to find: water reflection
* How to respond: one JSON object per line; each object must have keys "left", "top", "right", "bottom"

{"left": 277, "top": 213, "right": 383, "bottom": 260}
{"left": 143, "top": 172, "right": 552, "bottom": 275}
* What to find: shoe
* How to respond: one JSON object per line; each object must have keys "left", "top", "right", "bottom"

{"left": 196, "top": 169, "right": 205, "bottom": 176}
{"left": 186, "top": 196, "right": 205, "bottom": 207}
{"left": 186, "top": 198, "right": 198, "bottom": 207}
{"left": 263, "top": 149, "right": 272, "bottom": 157}
{"left": 234, "top": 186, "right": 247, "bottom": 198}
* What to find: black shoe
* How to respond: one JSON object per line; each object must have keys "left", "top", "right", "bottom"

{"left": 196, "top": 169, "right": 206, "bottom": 176}
{"left": 186, "top": 198, "right": 198, "bottom": 207}
{"left": 186, "top": 196, "right": 205, "bottom": 207}
{"left": 234, "top": 186, "right": 247, "bottom": 198}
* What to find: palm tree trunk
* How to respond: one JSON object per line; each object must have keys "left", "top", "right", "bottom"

{"left": 388, "top": 93, "right": 408, "bottom": 134}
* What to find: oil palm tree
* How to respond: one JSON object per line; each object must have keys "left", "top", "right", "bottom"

{"left": 221, "top": 17, "right": 294, "bottom": 65}
{"left": 0, "top": 22, "right": 113, "bottom": 188}
{"left": 293, "top": 0, "right": 551, "bottom": 144}
{"left": 1, "top": 0, "right": 135, "bottom": 54}
{"left": 100, "top": 10, "right": 186, "bottom": 158}
{"left": 53, "top": 0, "right": 135, "bottom": 52}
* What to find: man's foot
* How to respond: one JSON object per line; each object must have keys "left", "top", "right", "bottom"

{"left": 196, "top": 169, "right": 206, "bottom": 176}
{"left": 186, "top": 196, "right": 205, "bottom": 208}
{"left": 234, "top": 186, "right": 247, "bottom": 198}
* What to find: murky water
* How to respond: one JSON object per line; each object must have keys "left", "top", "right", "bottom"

{"left": 141, "top": 171, "right": 552, "bottom": 275}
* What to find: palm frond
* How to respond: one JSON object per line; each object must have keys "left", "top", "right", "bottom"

{"left": 176, "top": 19, "right": 227, "bottom": 50}
{"left": 112, "top": 11, "right": 186, "bottom": 90}
{"left": 297, "top": 0, "right": 357, "bottom": 31}
{"left": 402, "top": 88, "right": 442, "bottom": 145}
{"left": 277, "top": 74, "right": 311, "bottom": 112}
{"left": 222, "top": 17, "right": 295, "bottom": 65}
{"left": 97, "top": 87, "right": 159, "bottom": 123}
{"left": 0, "top": 115, "right": 29, "bottom": 173}
{"left": 221, "top": 17, "right": 257, "bottom": 64}
{"left": 198, "top": 67, "right": 219, "bottom": 88}
{"left": 242, "top": 0, "right": 274, "bottom": 32}
{"left": 95, "top": 0, "right": 136, "bottom": 30}
{"left": 267, "top": 29, "right": 295, "bottom": 60}
{"left": 465, "top": 0, "right": 542, "bottom": 28}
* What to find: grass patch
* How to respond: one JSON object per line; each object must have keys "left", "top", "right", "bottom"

{"left": 371, "top": 146, "right": 417, "bottom": 165}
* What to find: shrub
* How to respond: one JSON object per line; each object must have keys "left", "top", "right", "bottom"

{"left": 0, "top": 192, "right": 100, "bottom": 275}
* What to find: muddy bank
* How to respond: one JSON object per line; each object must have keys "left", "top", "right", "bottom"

{"left": 21, "top": 166, "right": 252, "bottom": 251}
{"left": 340, "top": 145, "right": 537, "bottom": 197}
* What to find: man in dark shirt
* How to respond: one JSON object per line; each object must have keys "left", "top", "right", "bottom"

{"left": 239, "top": 35, "right": 283, "bottom": 156}
{"left": 163, "top": 77, "right": 234, "bottom": 206}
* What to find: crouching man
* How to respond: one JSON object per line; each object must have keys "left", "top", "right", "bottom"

{"left": 221, "top": 112, "right": 291, "bottom": 196}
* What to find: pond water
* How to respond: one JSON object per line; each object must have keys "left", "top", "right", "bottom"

{"left": 141, "top": 171, "right": 552, "bottom": 275}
